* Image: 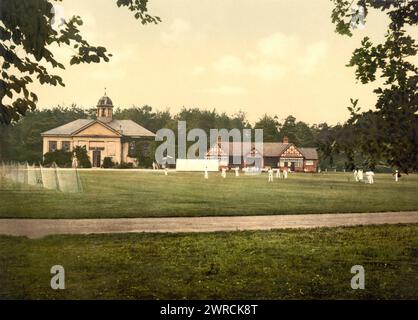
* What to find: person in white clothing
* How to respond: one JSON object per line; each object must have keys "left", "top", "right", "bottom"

{"left": 234, "top": 167, "right": 239, "bottom": 177}
{"left": 283, "top": 168, "right": 288, "bottom": 179}
{"left": 394, "top": 170, "right": 400, "bottom": 182}
{"left": 365, "top": 170, "right": 374, "bottom": 184}
{"left": 204, "top": 166, "right": 209, "bottom": 179}
{"left": 358, "top": 169, "right": 364, "bottom": 181}
{"left": 353, "top": 169, "right": 359, "bottom": 182}
{"left": 268, "top": 168, "right": 273, "bottom": 182}
{"left": 71, "top": 156, "right": 78, "bottom": 169}
{"left": 164, "top": 167, "right": 168, "bottom": 176}
{"left": 276, "top": 168, "right": 281, "bottom": 179}
{"left": 221, "top": 167, "right": 227, "bottom": 178}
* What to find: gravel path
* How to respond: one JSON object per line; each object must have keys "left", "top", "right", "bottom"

{"left": 0, "top": 211, "right": 417, "bottom": 239}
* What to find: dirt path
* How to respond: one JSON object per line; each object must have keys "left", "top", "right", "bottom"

{"left": 0, "top": 212, "right": 417, "bottom": 239}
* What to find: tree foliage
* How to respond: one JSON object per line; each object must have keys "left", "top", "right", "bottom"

{"left": 331, "top": 0, "right": 418, "bottom": 172}
{"left": 73, "top": 145, "right": 91, "bottom": 168}
{"left": 0, "top": 105, "right": 353, "bottom": 169}
{"left": 0, "top": 0, "right": 159, "bottom": 124}
{"left": 43, "top": 149, "right": 71, "bottom": 167}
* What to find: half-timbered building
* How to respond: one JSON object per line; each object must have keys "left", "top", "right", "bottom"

{"left": 206, "top": 136, "right": 318, "bottom": 172}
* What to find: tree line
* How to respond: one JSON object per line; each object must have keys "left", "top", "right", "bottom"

{"left": 1, "top": 104, "right": 414, "bottom": 172}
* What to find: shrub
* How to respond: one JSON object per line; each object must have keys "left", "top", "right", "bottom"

{"left": 117, "top": 162, "right": 133, "bottom": 169}
{"left": 73, "top": 146, "right": 92, "bottom": 168}
{"left": 103, "top": 157, "right": 115, "bottom": 168}
{"left": 43, "top": 150, "right": 72, "bottom": 167}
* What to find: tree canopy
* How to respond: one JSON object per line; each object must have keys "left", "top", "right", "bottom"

{"left": 331, "top": 0, "right": 418, "bottom": 172}
{"left": 0, "top": 0, "right": 159, "bottom": 124}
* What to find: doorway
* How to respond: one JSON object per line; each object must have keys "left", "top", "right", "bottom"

{"left": 93, "top": 150, "right": 101, "bottom": 167}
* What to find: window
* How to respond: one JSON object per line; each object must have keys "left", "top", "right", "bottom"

{"left": 48, "top": 141, "right": 57, "bottom": 152}
{"left": 61, "top": 141, "right": 71, "bottom": 152}
{"left": 305, "top": 160, "right": 314, "bottom": 166}
{"left": 280, "top": 157, "right": 303, "bottom": 167}
{"left": 89, "top": 141, "right": 105, "bottom": 150}
{"left": 128, "top": 142, "right": 136, "bottom": 157}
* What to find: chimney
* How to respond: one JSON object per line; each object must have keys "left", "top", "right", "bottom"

{"left": 283, "top": 136, "right": 289, "bottom": 144}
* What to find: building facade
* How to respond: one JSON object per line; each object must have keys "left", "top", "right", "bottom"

{"left": 41, "top": 95, "right": 155, "bottom": 167}
{"left": 206, "top": 137, "right": 318, "bottom": 172}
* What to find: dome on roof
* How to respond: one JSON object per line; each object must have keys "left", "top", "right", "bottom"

{"left": 97, "top": 95, "right": 113, "bottom": 107}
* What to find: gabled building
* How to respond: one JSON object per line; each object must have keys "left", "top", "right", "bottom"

{"left": 41, "top": 94, "right": 155, "bottom": 167}
{"left": 206, "top": 137, "right": 318, "bottom": 172}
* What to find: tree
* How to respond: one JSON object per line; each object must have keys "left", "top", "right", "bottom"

{"left": 0, "top": 105, "right": 88, "bottom": 162}
{"left": 331, "top": 0, "right": 418, "bottom": 172}
{"left": 73, "top": 145, "right": 91, "bottom": 168}
{"left": 254, "top": 114, "right": 280, "bottom": 142}
{"left": 0, "top": 0, "right": 160, "bottom": 124}
{"left": 43, "top": 149, "right": 72, "bottom": 167}
{"left": 277, "top": 115, "right": 316, "bottom": 147}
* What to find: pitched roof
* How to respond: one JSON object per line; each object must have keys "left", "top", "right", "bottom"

{"left": 41, "top": 119, "right": 155, "bottom": 137}
{"left": 41, "top": 119, "right": 94, "bottom": 136}
{"left": 107, "top": 120, "right": 155, "bottom": 137}
{"left": 299, "top": 147, "right": 318, "bottom": 160}
{"left": 208, "top": 141, "right": 317, "bottom": 159}
{"left": 263, "top": 142, "right": 289, "bottom": 157}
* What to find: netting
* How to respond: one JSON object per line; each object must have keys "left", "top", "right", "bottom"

{"left": 0, "top": 161, "right": 82, "bottom": 193}
{"left": 56, "top": 166, "right": 83, "bottom": 193}
{"left": 40, "top": 164, "right": 59, "bottom": 190}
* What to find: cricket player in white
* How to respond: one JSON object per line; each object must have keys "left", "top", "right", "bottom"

{"left": 358, "top": 169, "right": 364, "bottom": 181}
{"left": 204, "top": 166, "right": 209, "bottom": 179}
{"left": 395, "top": 170, "right": 399, "bottom": 182}
{"left": 366, "top": 170, "right": 374, "bottom": 184}
{"left": 221, "top": 167, "right": 227, "bottom": 178}
{"left": 353, "top": 169, "right": 359, "bottom": 182}
{"left": 268, "top": 168, "right": 273, "bottom": 182}
{"left": 276, "top": 168, "right": 281, "bottom": 179}
{"left": 234, "top": 167, "right": 239, "bottom": 177}
{"left": 164, "top": 167, "right": 168, "bottom": 176}
{"left": 283, "top": 168, "right": 288, "bottom": 179}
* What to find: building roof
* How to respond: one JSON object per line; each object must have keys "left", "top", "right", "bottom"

{"left": 41, "top": 119, "right": 94, "bottom": 136}
{"left": 41, "top": 119, "right": 155, "bottom": 138}
{"left": 107, "top": 120, "right": 155, "bottom": 138}
{"left": 207, "top": 141, "right": 317, "bottom": 159}
{"left": 263, "top": 142, "right": 289, "bottom": 157}
{"left": 299, "top": 147, "right": 319, "bottom": 160}
{"left": 97, "top": 95, "right": 113, "bottom": 107}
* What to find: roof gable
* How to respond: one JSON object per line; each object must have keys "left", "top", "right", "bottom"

{"left": 280, "top": 144, "right": 303, "bottom": 158}
{"left": 73, "top": 121, "right": 122, "bottom": 137}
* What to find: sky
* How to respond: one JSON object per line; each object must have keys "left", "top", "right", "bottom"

{"left": 29, "top": 0, "right": 418, "bottom": 125}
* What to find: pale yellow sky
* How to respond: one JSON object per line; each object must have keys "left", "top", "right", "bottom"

{"left": 29, "top": 0, "right": 417, "bottom": 125}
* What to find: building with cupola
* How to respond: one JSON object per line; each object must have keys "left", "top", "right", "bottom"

{"left": 41, "top": 94, "right": 155, "bottom": 167}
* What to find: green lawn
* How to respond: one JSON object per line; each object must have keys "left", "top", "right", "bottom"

{"left": 0, "top": 171, "right": 417, "bottom": 218}
{"left": 0, "top": 224, "right": 417, "bottom": 299}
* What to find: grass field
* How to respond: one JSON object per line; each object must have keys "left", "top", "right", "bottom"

{"left": 0, "top": 224, "right": 417, "bottom": 299}
{"left": 0, "top": 171, "right": 417, "bottom": 218}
